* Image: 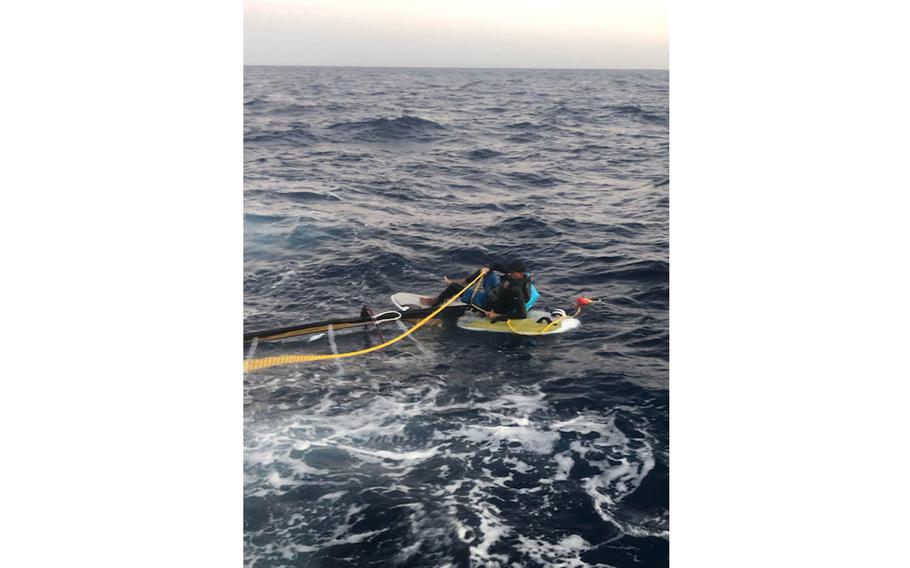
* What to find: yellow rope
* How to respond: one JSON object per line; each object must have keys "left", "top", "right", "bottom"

{"left": 468, "top": 273, "right": 484, "bottom": 304}
{"left": 504, "top": 315, "right": 565, "bottom": 335}
{"left": 243, "top": 271, "right": 485, "bottom": 372}
{"left": 539, "top": 315, "right": 566, "bottom": 334}
{"left": 504, "top": 305, "right": 586, "bottom": 335}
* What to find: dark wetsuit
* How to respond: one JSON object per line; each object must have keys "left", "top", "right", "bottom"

{"left": 487, "top": 272, "right": 531, "bottom": 322}
{"left": 433, "top": 262, "right": 532, "bottom": 322}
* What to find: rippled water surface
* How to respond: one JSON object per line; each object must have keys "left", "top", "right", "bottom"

{"left": 244, "top": 66, "right": 668, "bottom": 567}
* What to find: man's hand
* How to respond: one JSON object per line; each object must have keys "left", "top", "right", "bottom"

{"left": 480, "top": 266, "right": 490, "bottom": 275}
{"left": 485, "top": 310, "right": 497, "bottom": 320}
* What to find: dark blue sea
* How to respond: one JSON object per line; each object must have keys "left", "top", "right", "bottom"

{"left": 244, "top": 66, "right": 668, "bottom": 567}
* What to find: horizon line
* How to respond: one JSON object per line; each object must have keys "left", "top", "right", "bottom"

{"left": 244, "top": 63, "right": 669, "bottom": 72}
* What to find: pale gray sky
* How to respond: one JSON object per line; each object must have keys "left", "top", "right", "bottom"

{"left": 245, "top": 0, "right": 668, "bottom": 69}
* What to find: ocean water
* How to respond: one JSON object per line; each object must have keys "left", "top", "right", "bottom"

{"left": 244, "top": 66, "right": 668, "bottom": 567}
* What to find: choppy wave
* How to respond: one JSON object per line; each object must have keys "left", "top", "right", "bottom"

{"left": 245, "top": 124, "right": 320, "bottom": 146}
{"left": 605, "top": 104, "right": 668, "bottom": 125}
{"left": 280, "top": 190, "right": 342, "bottom": 203}
{"left": 602, "top": 260, "right": 669, "bottom": 283}
{"left": 327, "top": 115, "right": 447, "bottom": 142}
{"left": 245, "top": 66, "right": 668, "bottom": 568}
{"left": 467, "top": 148, "right": 502, "bottom": 160}
{"left": 506, "top": 171, "right": 563, "bottom": 188}
{"left": 243, "top": 380, "right": 668, "bottom": 567}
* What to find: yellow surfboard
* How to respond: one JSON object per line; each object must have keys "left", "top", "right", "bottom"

{"left": 391, "top": 293, "right": 581, "bottom": 336}
{"left": 456, "top": 310, "right": 580, "bottom": 335}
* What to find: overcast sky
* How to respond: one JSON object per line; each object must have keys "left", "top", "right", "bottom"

{"left": 245, "top": 0, "right": 668, "bottom": 69}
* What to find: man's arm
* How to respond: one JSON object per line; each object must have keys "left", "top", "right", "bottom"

{"left": 512, "top": 290, "right": 528, "bottom": 319}
{"left": 445, "top": 266, "right": 490, "bottom": 287}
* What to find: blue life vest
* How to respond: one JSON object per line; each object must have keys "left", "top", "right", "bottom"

{"left": 526, "top": 283, "right": 540, "bottom": 310}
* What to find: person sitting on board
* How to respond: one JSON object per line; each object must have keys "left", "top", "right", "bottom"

{"left": 420, "top": 259, "right": 540, "bottom": 322}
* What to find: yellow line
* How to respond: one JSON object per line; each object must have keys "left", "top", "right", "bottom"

{"left": 244, "top": 272, "right": 484, "bottom": 372}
